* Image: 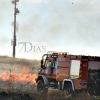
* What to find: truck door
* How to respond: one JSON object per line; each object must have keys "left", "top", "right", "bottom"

{"left": 43, "top": 59, "right": 51, "bottom": 78}
{"left": 56, "top": 57, "right": 70, "bottom": 81}
{"left": 50, "top": 59, "right": 58, "bottom": 79}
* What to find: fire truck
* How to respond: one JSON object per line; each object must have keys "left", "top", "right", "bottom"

{"left": 35, "top": 51, "right": 100, "bottom": 96}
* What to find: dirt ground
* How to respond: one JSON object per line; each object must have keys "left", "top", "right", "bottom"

{"left": 0, "top": 91, "right": 100, "bottom": 100}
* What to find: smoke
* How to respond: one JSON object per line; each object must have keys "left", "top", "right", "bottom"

{"left": 0, "top": 0, "right": 13, "bottom": 23}
{"left": 0, "top": 0, "right": 100, "bottom": 58}
{"left": 17, "top": 0, "right": 100, "bottom": 48}
{"left": 0, "top": 0, "right": 13, "bottom": 44}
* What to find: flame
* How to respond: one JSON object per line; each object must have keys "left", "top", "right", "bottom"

{"left": 0, "top": 66, "right": 37, "bottom": 85}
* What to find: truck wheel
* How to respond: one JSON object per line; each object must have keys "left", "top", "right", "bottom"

{"left": 37, "top": 80, "right": 48, "bottom": 93}
{"left": 64, "top": 83, "right": 73, "bottom": 98}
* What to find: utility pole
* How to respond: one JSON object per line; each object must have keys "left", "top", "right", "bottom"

{"left": 11, "top": 0, "right": 19, "bottom": 58}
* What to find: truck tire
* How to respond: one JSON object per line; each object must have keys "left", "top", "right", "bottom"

{"left": 64, "top": 83, "right": 73, "bottom": 98}
{"left": 37, "top": 80, "right": 48, "bottom": 93}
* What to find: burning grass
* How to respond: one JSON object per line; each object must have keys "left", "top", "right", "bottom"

{"left": 0, "top": 66, "right": 36, "bottom": 84}
{"left": 0, "top": 56, "right": 38, "bottom": 94}
{"left": 0, "top": 68, "right": 37, "bottom": 96}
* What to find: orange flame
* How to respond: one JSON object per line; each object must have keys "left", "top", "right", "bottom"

{"left": 0, "top": 66, "right": 37, "bottom": 85}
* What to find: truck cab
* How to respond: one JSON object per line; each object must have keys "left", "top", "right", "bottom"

{"left": 35, "top": 51, "right": 100, "bottom": 96}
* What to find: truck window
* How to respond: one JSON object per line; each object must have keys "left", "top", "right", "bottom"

{"left": 70, "top": 60, "right": 80, "bottom": 78}
{"left": 88, "top": 61, "right": 100, "bottom": 70}
{"left": 88, "top": 61, "right": 100, "bottom": 81}
{"left": 53, "top": 61, "right": 58, "bottom": 68}
{"left": 45, "top": 60, "right": 51, "bottom": 68}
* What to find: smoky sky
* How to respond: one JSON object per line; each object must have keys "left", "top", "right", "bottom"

{"left": 0, "top": 0, "right": 100, "bottom": 57}
{"left": 0, "top": 0, "right": 13, "bottom": 46}
{"left": 18, "top": 0, "right": 100, "bottom": 47}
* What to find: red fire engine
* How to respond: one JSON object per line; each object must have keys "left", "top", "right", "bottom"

{"left": 35, "top": 51, "right": 100, "bottom": 96}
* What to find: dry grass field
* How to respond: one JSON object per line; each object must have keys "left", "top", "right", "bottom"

{"left": 0, "top": 56, "right": 40, "bottom": 73}
{"left": 0, "top": 56, "right": 99, "bottom": 100}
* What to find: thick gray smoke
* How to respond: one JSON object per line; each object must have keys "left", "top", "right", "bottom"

{"left": 0, "top": 0, "right": 100, "bottom": 57}
{"left": 17, "top": 0, "right": 100, "bottom": 48}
